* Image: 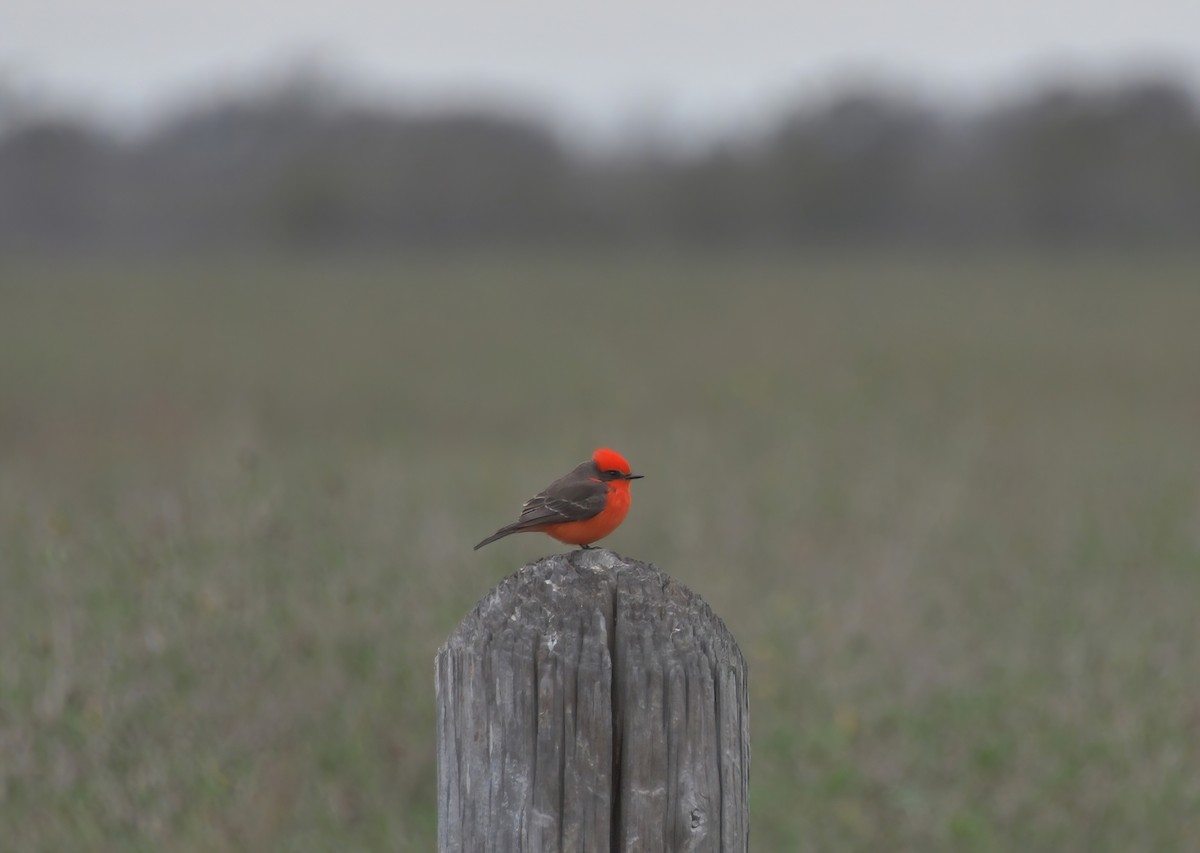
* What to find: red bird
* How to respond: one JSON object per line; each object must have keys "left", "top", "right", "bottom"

{"left": 474, "top": 448, "right": 643, "bottom": 550}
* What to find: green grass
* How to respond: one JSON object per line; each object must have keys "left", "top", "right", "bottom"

{"left": 2, "top": 252, "right": 1199, "bottom": 850}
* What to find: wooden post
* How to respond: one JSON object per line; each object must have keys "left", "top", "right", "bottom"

{"left": 437, "top": 549, "right": 749, "bottom": 852}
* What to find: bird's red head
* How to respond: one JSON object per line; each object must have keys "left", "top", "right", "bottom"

{"left": 593, "top": 447, "right": 630, "bottom": 474}
{"left": 591, "top": 448, "right": 643, "bottom": 481}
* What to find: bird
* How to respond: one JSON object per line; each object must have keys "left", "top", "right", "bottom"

{"left": 474, "top": 448, "right": 643, "bottom": 551}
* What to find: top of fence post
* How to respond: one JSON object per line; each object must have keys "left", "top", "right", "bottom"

{"left": 436, "top": 548, "right": 749, "bottom": 852}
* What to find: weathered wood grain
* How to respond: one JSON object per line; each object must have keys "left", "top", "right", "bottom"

{"left": 437, "top": 549, "right": 749, "bottom": 852}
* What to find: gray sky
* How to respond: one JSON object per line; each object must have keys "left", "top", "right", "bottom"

{"left": 5, "top": 1, "right": 1200, "bottom": 138}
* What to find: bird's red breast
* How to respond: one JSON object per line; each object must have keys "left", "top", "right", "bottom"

{"left": 541, "top": 480, "right": 632, "bottom": 545}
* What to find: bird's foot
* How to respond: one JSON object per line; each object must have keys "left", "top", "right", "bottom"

{"left": 578, "top": 544, "right": 594, "bottom": 550}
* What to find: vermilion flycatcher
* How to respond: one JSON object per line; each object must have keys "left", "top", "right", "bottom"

{"left": 474, "top": 448, "right": 643, "bottom": 550}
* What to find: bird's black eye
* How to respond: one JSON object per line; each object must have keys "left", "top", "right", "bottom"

{"left": 605, "top": 469, "right": 622, "bottom": 478}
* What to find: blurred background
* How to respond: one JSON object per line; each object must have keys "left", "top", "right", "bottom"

{"left": 3, "top": 3, "right": 1200, "bottom": 850}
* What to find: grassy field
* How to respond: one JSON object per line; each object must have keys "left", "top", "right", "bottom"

{"left": 2, "top": 252, "right": 1199, "bottom": 851}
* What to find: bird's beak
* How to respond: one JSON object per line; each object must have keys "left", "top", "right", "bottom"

{"left": 625, "top": 473, "right": 644, "bottom": 480}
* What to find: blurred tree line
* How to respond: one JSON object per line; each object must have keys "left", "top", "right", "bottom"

{"left": 1, "top": 72, "right": 1198, "bottom": 252}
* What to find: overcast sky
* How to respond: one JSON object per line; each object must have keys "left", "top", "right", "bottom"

{"left": 5, "top": 1, "right": 1200, "bottom": 138}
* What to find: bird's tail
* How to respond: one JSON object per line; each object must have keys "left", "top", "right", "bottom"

{"left": 473, "top": 524, "right": 522, "bottom": 551}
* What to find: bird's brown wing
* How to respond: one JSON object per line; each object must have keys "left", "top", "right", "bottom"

{"left": 473, "top": 460, "right": 604, "bottom": 550}
{"left": 513, "top": 476, "right": 607, "bottom": 528}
